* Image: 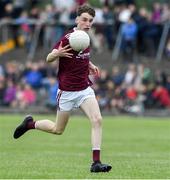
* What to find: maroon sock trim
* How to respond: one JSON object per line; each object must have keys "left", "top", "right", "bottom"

{"left": 27, "top": 121, "right": 35, "bottom": 129}
{"left": 93, "top": 150, "right": 100, "bottom": 162}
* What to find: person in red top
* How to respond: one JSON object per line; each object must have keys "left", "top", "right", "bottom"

{"left": 13, "top": 4, "right": 112, "bottom": 173}
{"left": 152, "top": 83, "right": 170, "bottom": 108}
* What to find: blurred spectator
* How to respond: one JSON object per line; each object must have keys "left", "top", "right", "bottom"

{"left": 15, "top": 11, "right": 32, "bottom": 52}
{"left": 102, "top": 6, "right": 114, "bottom": 50}
{"left": 152, "top": 82, "right": 170, "bottom": 108}
{"left": 95, "top": 69, "right": 111, "bottom": 110}
{"left": 111, "top": 66, "right": 124, "bottom": 86}
{"left": 4, "top": 3, "right": 14, "bottom": 18}
{"left": 151, "top": 2, "right": 161, "bottom": 24}
{"left": 118, "top": 4, "right": 131, "bottom": 23}
{"left": 13, "top": 83, "right": 24, "bottom": 107}
{"left": 42, "top": 4, "right": 57, "bottom": 50}
{"left": 3, "top": 80, "right": 16, "bottom": 106}
{"left": 94, "top": 7, "right": 104, "bottom": 24}
{"left": 154, "top": 69, "right": 167, "bottom": 87}
{"left": 29, "top": 6, "right": 40, "bottom": 19}
{"left": 161, "top": 3, "right": 170, "bottom": 23}
{"left": 125, "top": 85, "right": 137, "bottom": 101}
{"left": 13, "top": 83, "right": 36, "bottom": 109}
{"left": 0, "top": 81, "right": 5, "bottom": 106}
{"left": 0, "top": 0, "right": 12, "bottom": 19}
{"left": 13, "top": 0, "right": 27, "bottom": 18}
{"left": 129, "top": 4, "right": 141, "bottom": 23}
{"left": 121, "top": 17, "right": 137, "bottom": 60}
{"left": 43, "top": 77, "right": 59, "bottom": 110}
{"left": 123, "top": 63, "right": 137, "bottom": 87}
{"left": 137, "top": 7, "right": 160, "bottom": 56}
{"left": 89, "top": 28, "right": 104, "bottom": 53}
{"left": 110, "top": 85, "right": 125, "bottom": 111}
{"left": 96, "top": 69, "right": 110, "bottom": 91}
{"left": 53, "top": 0, "right": 76, "bottom": 11}
{"left": 22, "top": 84, "right": 36, "bottom": 107}
{"left": 23, "top": 63, "right": 43, "bottom": 89}
{"left": 4, "top": 62, "right": 20, "bottom": 82}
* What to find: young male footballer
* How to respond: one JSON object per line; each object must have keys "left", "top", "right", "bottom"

{"left": 13, "top": 4, "right": 112, "bottom": 173}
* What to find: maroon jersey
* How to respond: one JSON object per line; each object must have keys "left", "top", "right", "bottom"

{"left": 53, "top": 29, "right": 92, "bottom": 91}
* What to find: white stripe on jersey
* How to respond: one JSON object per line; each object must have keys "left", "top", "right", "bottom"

{"left": 65, "top": 33, "right": 71, "bottom": 39}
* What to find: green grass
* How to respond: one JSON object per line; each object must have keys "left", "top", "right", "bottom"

{"left": 0, "top": 114, "right": 170, "bottom": 179}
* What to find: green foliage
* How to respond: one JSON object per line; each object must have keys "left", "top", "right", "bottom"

{"left": 133, "top": 0, "right": 167, "bottom": 9}
{"left": 88, "top": 0, "right": 102, "bottom": 7}
{"left": 0, "top": 114, "right": 170, "bottom": 179}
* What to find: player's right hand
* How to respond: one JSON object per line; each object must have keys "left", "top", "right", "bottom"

{"left": 57, "top": 41, "right": 73, "bottom": 58}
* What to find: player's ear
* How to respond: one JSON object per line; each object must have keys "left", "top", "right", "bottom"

{"left": 75, "top": 16, "right": 79, "bottom": 24}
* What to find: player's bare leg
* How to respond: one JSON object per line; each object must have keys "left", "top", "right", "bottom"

{"left": 80, "top": 97, "right": 102, "bottom": 149}
{"left": 35, "top": 111, "right": 70, "bottom": 134}
{"left": 80, "top": 97, "right": 112, "bottom": 172}
{"left": 13, "top": 111, "right": 70, "bottom": 138}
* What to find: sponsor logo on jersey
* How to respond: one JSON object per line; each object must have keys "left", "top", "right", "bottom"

{"left": 76, "top": 51, "right": 90, "bottom": 59}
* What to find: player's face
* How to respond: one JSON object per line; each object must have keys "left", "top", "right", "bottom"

{"left": 76, "top": 13, "right": 94, "bottom": 32}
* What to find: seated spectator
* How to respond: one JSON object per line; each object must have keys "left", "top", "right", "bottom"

{"left": 5, "top": 62, "right": 20, "bottom": 83}
{"left": 111, "top": 66, "right": 124, "bottom": 86}
{"left": 13, "top": 84, "right": 24, "bottom": 106}
{"left": 152, "top": 81, "right": 170, "bottom": 109}
{"left": 0, "top": 66, "right": 5, "bottom": 105}
{"left": 126, "top": 86, "right": 137, "bottom": 101}
{"left": 43, "top": 77, "right": 58, "bottom": 109}
{"left": 3, "top": 80, "right": 16, "bottom": 106}
{"left": 96, "top": 69, "right": 111, "bottom": 92}
{"left": 22, "top": 84, "right": 36, "bottom": 106}
{"left": 110, "top": 86, "right": 125, "bottom": 111}
{"left": 123, "top": 63, "right": 137, "bottom": 87}
{"left": 13, "top": 83, "right": 36, "bottom": 109}
{"left": 46, "top": 77, "right": 58, "bottom": 109}
{"left": 24, "top": 63, "right": 43, "bottom": 89}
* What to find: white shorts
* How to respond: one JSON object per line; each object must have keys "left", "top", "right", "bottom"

{"left": 56, "top": 86, "right": 95, "bottom": 111}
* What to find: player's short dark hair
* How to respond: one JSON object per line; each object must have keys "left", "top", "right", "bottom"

{"left": 77, "top": 4, "right": 95, "bottom": 17}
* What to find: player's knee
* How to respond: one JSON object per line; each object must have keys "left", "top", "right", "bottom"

{"left": 55, "top": 131, "right": 63, "bottom": 135}
{"left": 52, "top": 127, "right": 64, "bottom": 135}
{"left": 91, "top": 115, "right": 102, "bottom": 127}
{"left": 53, "top": 130, "right": 63, "bottom": 135}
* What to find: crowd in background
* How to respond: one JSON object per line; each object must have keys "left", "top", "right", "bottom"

{"left": 1, "top": 0, "right": 170, "bottom": 113}
{"left": 0, "top": 0, "right": 170, "bottom": 58}
{"left": 0, "top": 61, "right": 170, "bottom": 113}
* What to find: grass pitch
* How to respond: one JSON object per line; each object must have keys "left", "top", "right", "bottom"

{"left": 0, "top": 114, "right": 170, "bottom": 179}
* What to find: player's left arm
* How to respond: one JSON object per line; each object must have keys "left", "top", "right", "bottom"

{"left": 89, "top": 61, "right": 100, "bottom": 77}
